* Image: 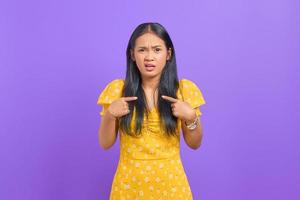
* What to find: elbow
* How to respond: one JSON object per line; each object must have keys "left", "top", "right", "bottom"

{"left": 188, "top": 136, "right": 203, "bottom": 150}
{"left": 99, "top": 134, "right": 113, "bottom": 150}
{"left": 189, "top": 143, "right": 201, "bottom": 150}
{"left": 101, "top": 146, "right": 112, "bottom": 150}
{"left": 98, "top": 128, "right": 114, "bottom": 150}
{"left": 190, "top": 130, "right": 204, "bottom": 150}
{"left": 99, "top": 141, "right": 113, "bottom": 150}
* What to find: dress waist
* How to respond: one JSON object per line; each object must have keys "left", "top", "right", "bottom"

{"left": 119, "top": 151, "right": 180, "bottom": 161}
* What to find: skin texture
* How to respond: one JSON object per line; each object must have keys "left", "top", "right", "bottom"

{"left": 99, "top": 32, "right": 203, "bottom": 150}
{"left": 130, "top": 32, "right": 171, "bottom": 81}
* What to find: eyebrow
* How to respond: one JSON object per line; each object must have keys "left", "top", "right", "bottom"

{"left": 137, "top": 45, "right": 163, "bottom": 49}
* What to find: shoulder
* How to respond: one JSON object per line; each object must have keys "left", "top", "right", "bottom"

{"left": 179, "top": 79, "right": 199, "bottom": 89}
{"left": 105, "top": 79, "right": 125, "bottom": 88}
{"left": 97, "top": 79, "right": 124, "bottom": 105}
{"left": 179, "top": 79, "right": 203, "bottom": 94}
{"left": 177, "top": 78, "right": 206, "bottom": 108}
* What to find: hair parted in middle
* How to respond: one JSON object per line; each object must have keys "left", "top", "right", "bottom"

{"left": 119, "top": 22, "right": 180, "bottom": 137}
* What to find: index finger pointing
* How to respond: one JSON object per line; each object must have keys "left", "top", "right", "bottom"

{"left": 161, "top": 95, "right": 178, "bottom": 103}
{"left": 123, "top": 96, "right": 138, "bottom": 101}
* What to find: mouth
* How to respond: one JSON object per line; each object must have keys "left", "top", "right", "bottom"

{"left": 144, "top": 63, "right": 156, "bottom": 71}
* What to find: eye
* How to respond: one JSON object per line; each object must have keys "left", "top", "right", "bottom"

{"left": 138, "top": 49, "right": 145, "bottom": 52}
{"left": 155, "top": 48, "right": 161, "bottom": 52}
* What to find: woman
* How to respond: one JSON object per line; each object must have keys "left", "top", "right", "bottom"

{"left": 97, "top": 22, "right": 206, "bottom": 200}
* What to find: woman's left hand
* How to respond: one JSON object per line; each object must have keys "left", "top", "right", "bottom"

{"left": 161, "top": 95, "right": 196, "bottom": 122}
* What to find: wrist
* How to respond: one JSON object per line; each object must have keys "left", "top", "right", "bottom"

{"left": 106, "top": 108, "right": 117, "bottom": 120}
{"left": 184, "top": 110, "right": 197, "bottom": 123}
{"left": 184, "top": 116, "right": 198, "bottom": 130}
{"left": 183, "top": 110, "right": 198, "bottom": 131}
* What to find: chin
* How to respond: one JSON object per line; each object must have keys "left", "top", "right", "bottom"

{"left": 142, "top": 74, "right": 155, "bottom": 78}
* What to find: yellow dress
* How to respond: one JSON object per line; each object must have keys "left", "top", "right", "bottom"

{"left": 97, "top": 79, "right": 206, "bottom": 200}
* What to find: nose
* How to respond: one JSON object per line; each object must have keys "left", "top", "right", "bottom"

{"left": 145, "top": 51, "right": 154, "bottom": 61}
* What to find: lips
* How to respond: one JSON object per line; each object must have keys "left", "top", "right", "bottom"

{"left": 145, "top": 63, "right": 156, "bottom": 71}
{"left": 145, "top": 63, "right": 155, "bottom": 67}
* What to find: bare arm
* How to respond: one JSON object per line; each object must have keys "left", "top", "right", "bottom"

{"left": 98, "top": 96, "right": 137, "bottom": 150}
{"left": 98, "top": 111, "right": 119, "bottom": 150}
{"left": 181, "top": 110, "right": 203, "bottom": 150}
{"left": 161, "top": 95, "right": 204, "bottom": 150}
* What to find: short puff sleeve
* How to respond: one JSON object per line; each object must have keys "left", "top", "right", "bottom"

{"left": 97, "top": 79, "right": 124, "bottom": 116}
{"left": 178, "top": 79, "right": 206, "bottom": 116}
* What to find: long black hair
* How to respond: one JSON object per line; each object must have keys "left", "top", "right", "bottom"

{"left": 119, "top": 22, "right": 179, "bottom": 136}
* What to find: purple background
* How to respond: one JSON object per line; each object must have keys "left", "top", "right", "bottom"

{"left": 1, "top": 0, "right": 299, "bottom": 199}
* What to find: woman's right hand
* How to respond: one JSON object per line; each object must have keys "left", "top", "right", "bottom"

{"left": 107, "top": 96, "right": 138, "bottom": 118}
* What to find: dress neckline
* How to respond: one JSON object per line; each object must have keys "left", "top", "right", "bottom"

{"left": 148, "top": 107, "right": 158, "bottom": 113}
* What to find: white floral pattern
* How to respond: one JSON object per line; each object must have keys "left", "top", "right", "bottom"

{"left": 97, "top": 79, "right": 205, "bottom": 200}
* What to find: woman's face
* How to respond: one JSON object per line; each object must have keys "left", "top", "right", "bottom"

{"left": 131, "top": 32, "right": 171, "bottom": 79}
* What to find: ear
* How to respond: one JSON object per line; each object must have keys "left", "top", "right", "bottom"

{"left": 130, "top": 49, "right": 135, "bottom": 61}
{"left": 167, "top": 48, "right": 172, "bottom": 60}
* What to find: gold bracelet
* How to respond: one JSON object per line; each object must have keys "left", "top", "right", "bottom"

{"left": 184, "top": 117, "right": 198, "bottom": 130}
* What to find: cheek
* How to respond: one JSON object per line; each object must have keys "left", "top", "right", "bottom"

{"left": 135, "top": 58, "right": 144, "bottom": 69}
{"left": 158, "top": 51, "right": 168, "bottom": 60}
{"left": 134, "top": 60, "right": 145, "bottom": 73}
{"left": 134, "top": 54, "right": 144, "bottom": 63}
{"left": 157, "top": 54, "right": 168, "bottom": 67}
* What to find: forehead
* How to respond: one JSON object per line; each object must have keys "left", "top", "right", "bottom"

{"left": 134, "top": 32, "right": 166, "bottom": 47}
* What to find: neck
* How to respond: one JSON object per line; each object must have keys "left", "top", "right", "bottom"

{"left": 141, "top": 76, "right": 160, "bottom": 90}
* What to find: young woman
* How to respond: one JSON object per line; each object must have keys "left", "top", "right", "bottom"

{"left": 97, "top": 22, "right": 206, "bottom": 200}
